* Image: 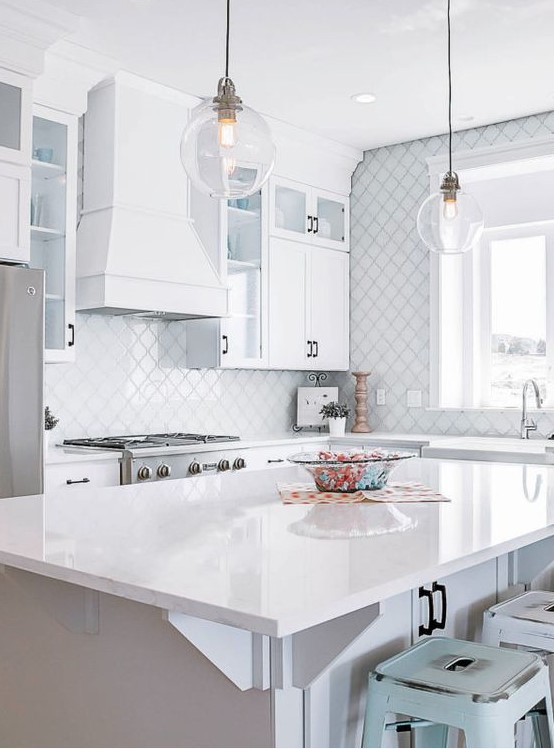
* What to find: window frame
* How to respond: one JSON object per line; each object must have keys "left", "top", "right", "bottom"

{"left": 429, "top": 136, "right": 554, "bottom": 410}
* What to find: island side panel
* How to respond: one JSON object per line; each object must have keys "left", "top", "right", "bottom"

{"left": 0, "top": 570, "right": 271, "bottom": 748}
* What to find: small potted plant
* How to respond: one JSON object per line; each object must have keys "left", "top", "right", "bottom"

{"left": 44, "top": 406, "right": 59, "bottom": 452}
{"left": 320, "top": 401, "right": 350, "bottom": 437}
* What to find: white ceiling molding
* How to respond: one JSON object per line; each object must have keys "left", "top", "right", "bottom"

{"left": 269, "top": 117, "right": 363, "bottom": 194}
{"left": 0, "top": 0, "right": 79, "bottom": 77}
{"left": 34, "top": 40, "right": 119, "bottom": 115}
{"left": 426, "top": 136, "right": 554, "bottom": 177}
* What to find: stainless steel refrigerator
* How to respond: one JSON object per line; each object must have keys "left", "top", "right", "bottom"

{"left": 0, "top": 264, "right": 44, "bottom": 498}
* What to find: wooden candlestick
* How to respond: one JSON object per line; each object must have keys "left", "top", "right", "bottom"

{"left": 351, "top": 371, "right": 371, "bottom": 433}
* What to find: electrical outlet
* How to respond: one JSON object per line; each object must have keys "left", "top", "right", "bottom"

{"left": 376, "top": 389, "right": 386, "bottom": 406}
{"left": 406, "top": 390, "right": 422, "bottom": 408}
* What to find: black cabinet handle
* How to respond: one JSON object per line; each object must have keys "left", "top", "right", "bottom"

{"left": 313, "top": 340, "right": 319, "bottom": 358}
{"left": 418, "top": 586, "right": 435, "bottom": 636}
{"left": 307, "top": 340, "right": 313, "bottom": 357}
{"left": 66, "top": 478, "right": 90, "bottom": 485}
{"left": 68, "top": 323, "right": 75, "bottom": 347}
{"left": 267, "top": 459, "right": 285, "bottom": 463}
{"left": 313, "top": 216, "right": 319, "bottom": 235}
{"left": 307, "top": 215, "right": 313, "bottom": 233}
{"left": 222, "top": 335, "right": 229, "bottom": 355}
{"left": 431, "top": 582, "right": 447, "bottom": 630}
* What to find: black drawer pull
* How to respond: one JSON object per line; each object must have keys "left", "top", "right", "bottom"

{"left": 267, "top": 459, "right": 285, "bottom": 463}
{"left": 418, "top": 586, "right": 435, "bottom": 636}
{"left": 68, "top": 323, "right": 75, "bottom": 347}
{"left": 431, "top": 582, "right": 447, "bottom": 630}
{"left": 66, "top": 478, "right": 90, "bottom": 485}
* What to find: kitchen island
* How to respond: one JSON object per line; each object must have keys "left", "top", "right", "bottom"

{"left": 0, "top": 457, "right": 554, "bottom": 747}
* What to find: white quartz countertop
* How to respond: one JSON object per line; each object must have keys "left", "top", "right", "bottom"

{"left": 45, "top": 432, "right": 437, "bottom": 464}
{"left": 424, "top": 436, "right": 554, "bottom": 464}
{"left": 2, "top": 457, "right": 554, "bottom": 637}
{"left": 45, "top": 446, "right": 123, "bottom": 464}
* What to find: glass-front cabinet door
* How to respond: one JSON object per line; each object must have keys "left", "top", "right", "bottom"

{"left": 0, "top": 70, "right": 31, "bottom": 164}
{"left": 269, "top": 177, "right": 349, "bottom": 251}
{"left": 313, "top": 189, "right": 349, "bottom": 251}
{"left": 29, "top": 107, "right": 77, "bottom": 362}
{"left": 270, "top": 177, "right": 309, "bottom": 240}
{"left": 221, "top": 189, "right": 265, "bottom": 366}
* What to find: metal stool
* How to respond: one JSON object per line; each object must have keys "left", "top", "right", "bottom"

{"left": 483, "top": 590, "right": 554, "bottom": 746}
{"left": 361, "top": 636, "right": 554, "bottom": 748}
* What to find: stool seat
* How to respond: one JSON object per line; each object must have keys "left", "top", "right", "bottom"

{"left": 484, "top": 590, "right": 554, "bottom": 645}
{"left": 375, "top": 636, "right": 542, "bottom": 703}
{"left": 362, "top": 636, "right": 554, "bottom": 748}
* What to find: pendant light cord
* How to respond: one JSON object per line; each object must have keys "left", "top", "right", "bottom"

{"left": 225, "top": 0, "right": 231, "bottom": 79}
{"left": 447, "top": 0, "right": 453, "bottom": 175}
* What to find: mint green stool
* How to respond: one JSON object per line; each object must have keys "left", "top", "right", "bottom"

{"left": 362, "top": 637, "right": 554, "bottom": 748}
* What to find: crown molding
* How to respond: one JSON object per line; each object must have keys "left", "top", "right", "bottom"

{"left": 0, "top": 0, "right": 79, "bottom": 77}
{"left": 35, "top": 40, "right": 119, "bottom": 115}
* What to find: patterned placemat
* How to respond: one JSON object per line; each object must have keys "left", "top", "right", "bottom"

{"left": 277, "top": 481, "right": 450, "bottom": 505}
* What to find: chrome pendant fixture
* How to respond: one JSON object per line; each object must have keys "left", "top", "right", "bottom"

{"left": 180, "top": 0, "right": 275, "bottom": 199}
{"left": 416, "top": 0, "right": 484, "bottom": 254}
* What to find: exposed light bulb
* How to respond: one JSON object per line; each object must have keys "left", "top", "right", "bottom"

{"left": 442, "top": 195, "right": 458, "bottom": 221}
{"left": 218, "top": 118, "right": 237, "bottom": 148}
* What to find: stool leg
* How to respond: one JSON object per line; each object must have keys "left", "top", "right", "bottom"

{"left": 412, "top": 723, "right": 449, "bottom": 747}
{"left": 464, "top": 722, "right": 515, "bottom": 748}
{"left": 533, "top": 693, "right": 554, "bottom": 748}
{"left": 481, "top": 617, "right": 501, "bottom": 647}
{"left": 361, "top": 685, "right": 389, "bottom": 748}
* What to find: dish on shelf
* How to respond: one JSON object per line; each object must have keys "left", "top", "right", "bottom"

{"left": 287, "top": 449, "right": 414, "bottom": 492}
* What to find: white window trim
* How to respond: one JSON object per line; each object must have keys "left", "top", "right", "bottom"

{"left": 429, "top": 136, "right": 554, "bottom": 410}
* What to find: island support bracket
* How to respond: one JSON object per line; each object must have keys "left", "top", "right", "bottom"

{"left": 167, "top": 603, "right": 382, "bottom": 748}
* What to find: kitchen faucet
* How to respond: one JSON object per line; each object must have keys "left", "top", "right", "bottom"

{"left": 520, "top": 379, "right": 542, "bottom": 439}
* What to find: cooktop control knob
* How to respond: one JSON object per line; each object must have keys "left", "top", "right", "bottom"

{"left": 157, "top": 463, "right": 172, "bottom": 479}
{"left": 189, "top": 460, "right": 203, "bottom": 475}
{"left": 233, "top": 457, "right": 246, "bottom": 471}
{"left": 137, "top": 464, "right": 153, "bottom": 481}
{"left": 218, "top": 458, "right": 230, "bottom": 472}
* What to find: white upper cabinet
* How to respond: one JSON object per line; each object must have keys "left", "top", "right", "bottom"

{"left": 186, "top": 187, "right": 269, "bottom": 369}
{"left": 0, "top": 70, "right": 32, "bottom": 264}
{"left": 268, "top": 238, "right": 349, "bottom": 371}
{"left": 0, "top": 70, "right": 32, "bottom": 165}
{"left": 270, "top": 176, "right": 349, "bottom": 252}
{"left": 29, "top": 106, "right": 77, "bottom": 362}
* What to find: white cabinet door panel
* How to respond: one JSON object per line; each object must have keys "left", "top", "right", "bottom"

{"left": 309, "top": 248, "right": 349, "bottom": 370}
{"left": 0, "top": 162, "right": 30, "bottom": 263}
{"left": 268, "top": 238, "right": 308, "bottom": 369}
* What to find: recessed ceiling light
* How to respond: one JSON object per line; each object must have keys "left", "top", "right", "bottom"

{"left": 351, "top": 93, "right": 377, "bottom": 104}
{"left": 458, "top": 115, "right": 475, "bottom": 122}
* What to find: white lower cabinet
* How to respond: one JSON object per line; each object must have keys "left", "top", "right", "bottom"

{"left": 268, "top": 237, "right": 349, "bottom": 370}
{"left": 45, "top": 459, "right": 121, "bottom": 491}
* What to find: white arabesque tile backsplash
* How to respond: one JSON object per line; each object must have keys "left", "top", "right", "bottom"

{"left": 45, "top": 314, "right": 312, "bottom": 440}
{"left": 344, "top": 109, "right": 554, "bottom": 437}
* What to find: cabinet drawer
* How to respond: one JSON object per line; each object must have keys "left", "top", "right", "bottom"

{"left": 45, "top": 459, "right": 121, "bottom": 491}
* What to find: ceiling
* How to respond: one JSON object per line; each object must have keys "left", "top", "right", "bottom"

{"left": 34, "top": 0, "right": 554, "bottom": 150}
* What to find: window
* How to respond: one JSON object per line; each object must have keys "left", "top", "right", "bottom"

{"left": 487, "top": 231, "right": 547, "bottom": 407}
{"left": 430, "top": 141, "right": 554, "bottom": 409}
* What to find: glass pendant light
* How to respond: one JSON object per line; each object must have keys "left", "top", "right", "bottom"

{"left": 416, "top": 0, "right": 484, "bottom": 254}
{"left": 181, "top": 0, "right": 275, "bottom": 199}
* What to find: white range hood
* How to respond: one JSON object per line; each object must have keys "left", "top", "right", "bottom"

{"left": 77, "top": 73, "right": 229, "bottom": 320}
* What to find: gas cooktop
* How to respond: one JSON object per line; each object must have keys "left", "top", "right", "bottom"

{"left": 63, "top": 433, "right": 241, "bottom": 450}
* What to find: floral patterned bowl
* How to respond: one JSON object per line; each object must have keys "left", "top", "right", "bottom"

{"left": 287, "top": 449, "right": 414, "bottom": 492}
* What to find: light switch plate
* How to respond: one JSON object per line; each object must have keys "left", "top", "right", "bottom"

{"left": 296, "top": 387, "right": 339, "bottom": 428}
{"left": 376, "top": 389, "right": 386, "bottom": 406}
{"left": 406, "top": 390, "right": 422, "bottom": 408}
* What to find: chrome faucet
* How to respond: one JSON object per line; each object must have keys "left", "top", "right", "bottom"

{"left": 520, "top": 379, "right": 542, "bottom": 439}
